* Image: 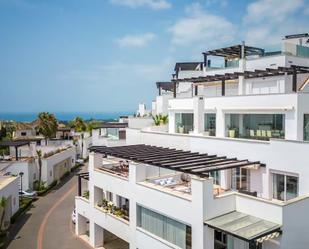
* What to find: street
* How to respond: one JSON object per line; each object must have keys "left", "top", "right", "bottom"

{"left": 5, "top": 169, "right": 90, "bottom": 249}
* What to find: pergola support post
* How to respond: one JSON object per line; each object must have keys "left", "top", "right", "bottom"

{"left": 173, "top": 82, "right": 177, "bottom": 98}
{"left": 292, "top": 67, "right": 297, "bottom": 92}
{"left": 15, "top": 146, "right": 18, "bottom": 161}
{"left": 222, "top": 79, "right": 225, "bottom": 96}
{"left": 78, "top": 176, "right": 82, "bottom": 196}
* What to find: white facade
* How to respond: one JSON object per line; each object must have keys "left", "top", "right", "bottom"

{"left": 0, "top": 176, "right": 19, "bottom": 229}
{"left": 75, "top": 34, "right": 309, "bottom": 249}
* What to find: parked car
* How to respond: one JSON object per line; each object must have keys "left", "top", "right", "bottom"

{"left": 76, "top": 159, "right": 84, "bottom": 165}
{"left": 19, "top": 190, "right": 37, "bottom": 198}
{"left": 72, "top": 209, "right": 76, "bottom": 224}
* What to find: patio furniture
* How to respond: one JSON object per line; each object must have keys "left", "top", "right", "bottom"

{"left": 267, "top": 130, "right": 272, "bottom": 138}
{"left": 261, "top": 130, "right": 266, "bottom": 137}
{"left": 256, "top": 130, "right": 262, "bottom": 137}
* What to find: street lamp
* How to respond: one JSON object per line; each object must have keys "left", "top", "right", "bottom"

{"left": 19, "top": 172, "right": 24, "bottom": 193}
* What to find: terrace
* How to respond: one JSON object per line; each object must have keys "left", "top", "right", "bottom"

{"left": 98, "top": 156, "right": 129, "bottom": 179}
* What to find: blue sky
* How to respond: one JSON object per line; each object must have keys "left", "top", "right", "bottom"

{"left": 0, "top": 0, "right": 308, "bottom": 113}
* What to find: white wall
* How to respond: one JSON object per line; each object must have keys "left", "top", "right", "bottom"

{"left": 0, "top": 176, "right": 20, "bottom": 217}
{"left": 128, "top": 117, "right": 153, "bottom": 129}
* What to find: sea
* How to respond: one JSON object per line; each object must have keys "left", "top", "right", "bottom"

{"left": 0, "top": 111, "right": 134, "bottom": 122}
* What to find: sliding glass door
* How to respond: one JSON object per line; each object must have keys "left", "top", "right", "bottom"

{"left": 231, "top": 168, "right": 250, "bottom": 191}
{"left": 175, "top": 113, "right": 194, "bottom": 134}
{"left": 272, "top": 173, "right": 298, "bottom": 201}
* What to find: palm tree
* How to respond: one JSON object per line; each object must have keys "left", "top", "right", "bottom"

{"left": 36, "top": 150, "right": 42, "bottom": 190}
{"left": 0, "top": 197, "right": 7, "bottom": 231}
{"left": 37, "top": 112, "right": 58, "bottom": 145}
{"left": 152, "top": 114, "right": 161, "bottom": 126}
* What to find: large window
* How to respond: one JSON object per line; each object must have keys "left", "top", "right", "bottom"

{"left": 137, "top": 205, "right": 191, "bottom": 249}
{"left": 204, "top": 113, "right": 216, "bottom": 136}
{"left": 304, "top": 114, "right": 309, "bottom": 141}
{"left": 226, "top": 114, "right": 285, "bottom": 140}
{"left": 175, "top": 113, "right": 194, "bottom": 134}
{"left": 272, "top": 173, "right": 298, "bottom": 201}
{"left": 231, "top": 168, "right": 250, "bottom": 191}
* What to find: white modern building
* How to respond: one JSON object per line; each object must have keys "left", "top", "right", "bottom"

{"left": 75, "top": 34, "right": 309, "bottom": 249}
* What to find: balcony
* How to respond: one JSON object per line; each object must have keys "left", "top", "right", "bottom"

{"left": 98, "top": 158, "right": 129, "bottom": 179}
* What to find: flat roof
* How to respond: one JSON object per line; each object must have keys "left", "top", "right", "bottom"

{"left": 89, "top": 144, "right": 264, "bottom": 178}
{"left": 0, "top": 176, "right": 18, "bottom": 190}
{"left": 205, "top": 211, "right": 281, "bottom": 242}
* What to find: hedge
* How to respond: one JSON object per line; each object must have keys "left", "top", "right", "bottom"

{"left": 10, "top": 198, "right": 33, "bottom": 224}
{"left": 37, "top": 180, "right": 57, "bottom": 196}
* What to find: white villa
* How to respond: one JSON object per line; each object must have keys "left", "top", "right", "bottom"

{"left": 75, "top": 33, "right": 309, "bottom": 249}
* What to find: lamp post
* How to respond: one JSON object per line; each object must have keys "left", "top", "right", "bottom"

{"left": 19, "top": 172, "right": 24, "bottom": 202}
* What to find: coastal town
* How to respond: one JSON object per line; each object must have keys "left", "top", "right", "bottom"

{"left": 0, "top": 33, "right": 309, "bottom": 249}
{"left": 1, "top": 1, "right": 309, "bottom": 249}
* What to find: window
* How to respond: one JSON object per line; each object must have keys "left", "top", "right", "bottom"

{"left": 226, "top": 114, "right": 285, "bottom": 140}
{"left": 175, "top": 113, "right": 194, "bottom": 134}
{"left": 210, "top": 171, "right": 220, "bottom": 185}
{"left": 49, "top": 171, "right": 52, "bottom": 177}
{"left": 137, "top": 205, "right": 191, "bottom": 249}
{"left": 106, "top": 191, "right": 113, "bottom": 202}
{"left": 304, "top": 114, "right": 309, "bottom": 141}
{"left": 33, "top": 173, "right": 36, "bottom": 180}
{"left": 204, "top": 113, "right": 216, "bottom": 136}
{"left": 21, "top": 132, "right": 27, "bottom": 136}
{"left": 231, "top": 168, "right": 250, "bottom": 191}
{"left": 272, "top": 172, "right": 298, "bottom": 201}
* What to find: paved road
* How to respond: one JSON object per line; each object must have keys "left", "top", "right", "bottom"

{"left": 5, "top": 168, "right": 90, "bottom": 249}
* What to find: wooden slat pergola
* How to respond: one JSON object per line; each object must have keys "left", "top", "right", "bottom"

{"left": 173, "top": 65, "right": 309, "bottom": 95}
{"left": 89, "top": 144, "right": 264, "bottom": 178}
{"left": 0, "top": 140, "right": 30, "bottom": 161}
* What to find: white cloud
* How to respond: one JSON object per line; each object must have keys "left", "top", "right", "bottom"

{"left": 109, "top": 0, "right": 171, "bottom": 10}
{"left": 243, "top": 0, "right": 308, "bottom": 46}
{"left": 168, "top": 3, "right": 236, "bottom": 48}
{"left": 116, "top": 33, "right": 155, "bottom": 47}
{"left": 244, "top": 0, "right": 304, "bottom": 23}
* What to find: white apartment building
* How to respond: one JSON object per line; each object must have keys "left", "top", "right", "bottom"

{"left": 75, "top": 34, "right": 309, "bottom": 249}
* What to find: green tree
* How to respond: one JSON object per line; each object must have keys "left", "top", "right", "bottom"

{"left": 0, "top": 197, "right": 7, "bottom": 231}
{"left": 70, "top": 117, "right": 86, "bottom": 132}
{"left": 37, "top": 112, "right": 58, "bottom": 144}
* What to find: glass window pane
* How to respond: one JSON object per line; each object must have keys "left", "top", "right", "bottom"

{"left": 204, "top": 113, "right": 216, "bottom": 136}
{"left": 304, "top": 114, "right": 309, "bottom": 141}
{"left": 272, "top": 173, "right": 285, "bottom": 201}
{"left": 286, "top": 175, "right": 298, "bottom": 201}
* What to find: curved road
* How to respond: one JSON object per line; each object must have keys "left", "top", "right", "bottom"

{"left": 6, "top": 169, "right": 90, "bottom": 249}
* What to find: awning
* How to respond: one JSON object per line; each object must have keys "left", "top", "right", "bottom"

{"left": 204, "top": 211, "right": 281, "bottom": 243}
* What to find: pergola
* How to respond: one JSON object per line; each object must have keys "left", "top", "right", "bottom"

{"left": 0, "top": 140, "right": 30, "bottom": 161}
{"left": 89, "top": 144, "right": 264, "bottom": 178}
{"left": 156, "top": 81, "right": 174, "bottom": 96}
{"left": 173, "top": 65, "right": 309, "bottom": 96}
{"left": 93, "top": 123, "right": 128, "bottom": 129}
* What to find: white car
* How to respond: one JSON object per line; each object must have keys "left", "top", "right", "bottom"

{"left": 72, "top": 209, "right": 76, "bottom": 224}
{"left": 19, "top": 190, "right": 37, "bottom": 198}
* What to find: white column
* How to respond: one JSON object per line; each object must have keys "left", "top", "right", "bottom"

{"left": 90, "top": 221, "right": 104, "bottom": 248}
{"left": 168, "top": 111, "right": 175, "bottom": 133}
{"left": 220, "top": 169, "right": 231, "bottom": 190}
{"left": 76, "top": 213, "right": 87, "bottom": 235}
{"left": 216, "top": 108, "right": 225, "bottom": 137}
{"left": 191, "top": 178, "right": 213, "bottom": 249}
{"left": 285, "top": 111, "right": 298, "bottom": 140}
{"left": 238, "top": 76, "right": 245, "bottom": 95}
{"left": 89, "top": 152, "right": 103, "bottom": 171}
{"left": 94, "top": 186, "right": 103, "bottom": 206}
{"left": 193, "top": 96, "right": 205, "bottom": 134}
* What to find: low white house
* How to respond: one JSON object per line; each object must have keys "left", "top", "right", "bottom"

{"left": 0, "top": 176, "right": 19, "bottom": 230}
{"left": 0, "top": 140, "right": 76, "bottom": 190}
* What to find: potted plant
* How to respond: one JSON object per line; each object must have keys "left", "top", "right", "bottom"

{"left": 228, "top": 126, "right": 237, "bottom": 138}
{"left": 177, "top": 123, "right": 184, "bottom": 133}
